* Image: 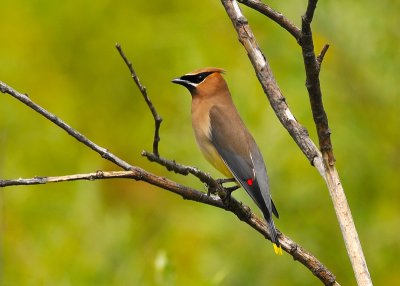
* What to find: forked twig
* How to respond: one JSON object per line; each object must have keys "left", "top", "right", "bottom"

{"left": 300, "top": 1, "right": 334, "bottom": 165}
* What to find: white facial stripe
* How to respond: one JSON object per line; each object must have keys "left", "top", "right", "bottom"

{"left": 177, "top": 79, "right": 198, "bottom": 88}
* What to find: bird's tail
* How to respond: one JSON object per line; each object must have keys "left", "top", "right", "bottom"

{"left": 265, "top": 216, "right": 282, "bottom": 256}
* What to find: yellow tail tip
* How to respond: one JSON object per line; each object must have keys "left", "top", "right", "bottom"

{"left": 273, "top": 244, "right": 283, "bottom": 256}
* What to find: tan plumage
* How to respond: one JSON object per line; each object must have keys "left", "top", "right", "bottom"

{"left": 172, "top": 67, "right": 281, "bottom": 254}
{"left": 190, "top": 68, "right": 232, "bottom": 177}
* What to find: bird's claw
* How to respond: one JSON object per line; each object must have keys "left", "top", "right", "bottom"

{"left": 223, "top": 185, "right": 240, "bottom": 203}
{"left": 207, "top": 178, "right": 239, "bottom": 201}
{"left": 213, "top": 178, "right": 240, "bottom": 203}
{"left": 216, "top": 178, "right": 236, "bottom": 185}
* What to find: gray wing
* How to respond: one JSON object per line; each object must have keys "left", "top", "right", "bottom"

{"left": 209, "top": 106, "right": 278, "bottom": 218}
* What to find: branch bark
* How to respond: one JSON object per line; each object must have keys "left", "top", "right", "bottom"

{"left": 300, "top": 0, "right": 335, "bottom": 165}
{"left": 220, "top": 0, "right": 372, "bottom": 285}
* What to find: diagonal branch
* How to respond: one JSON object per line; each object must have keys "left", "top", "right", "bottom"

{"left": 142, "top": 150, "right": 222, "bottom": 193}
{"left": 115, "top": 43, "right": 162, "bottom": 157}
{"left": 238, "top": 0, "right": 301, "bottom": 42}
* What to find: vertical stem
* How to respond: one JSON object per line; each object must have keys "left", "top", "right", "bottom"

{"left": 301, "top": 1, "right": 372, "bottom": 284}
{"left": 324, "top": 163, "right": 373, "bottom": 286}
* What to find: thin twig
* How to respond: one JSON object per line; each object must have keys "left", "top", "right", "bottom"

{"left": 115, "top": 43, "right": 162, "bottom": 157}
{"left": 238, "top": 0, "right": 301, "bottom": 42}
{"left": 317, "top": 44, "right": 330, "bottom": 72}
{"left": 142, "top": 151, "right": 219, "bottom": 188}
{"left": 0, "top": 170, "right": 224, "bottom": 208}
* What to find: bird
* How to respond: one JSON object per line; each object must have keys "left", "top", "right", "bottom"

{"left": 172, "top": 67, "right": 282, "bottom": 255}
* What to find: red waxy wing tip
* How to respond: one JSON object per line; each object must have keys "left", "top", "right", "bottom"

{"left": 246, "top": 178, "right": 254, "bottom": 186}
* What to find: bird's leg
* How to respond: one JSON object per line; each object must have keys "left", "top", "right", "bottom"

{"left": 223, "top": 185, "right": 240, "bottom": 203}
{"left": 206, "top": 178, "right": 239, "bottom": 199}
{"left": 207, "top": 178, "right": 236, "bottom": 196}
{"left": 216, "top": 178, "right": 240, "bottom": 203}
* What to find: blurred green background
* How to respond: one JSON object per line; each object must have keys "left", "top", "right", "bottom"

{"left": 0, "top": 0, "right": 398, "bottom": 285}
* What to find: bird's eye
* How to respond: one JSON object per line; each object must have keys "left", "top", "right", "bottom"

{"left": 196, "top": 73, "right": 206, "bottom": 81}
{"left": 194, "top": 72, "right": 213, "bottom": 83}
{"left": 180, "top": 71, "right": 213, "bottom": 85}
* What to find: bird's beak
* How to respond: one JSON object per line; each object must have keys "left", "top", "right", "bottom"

{"left": 171, "top": 78, "right": 184, "bottom": 85}
{"left": 171, "top": 77, "right": 196, "bottom": 93}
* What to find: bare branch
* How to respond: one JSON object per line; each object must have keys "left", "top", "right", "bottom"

{"left": 304, "top": 0, "right": 318, "bottom": 23}
{"left": 238, "top": 0, "right": 301, "bottom": 42}
{"left": 142, "top": 150, "right": 222, "bottom": 194}
{"left": 115, "top": 43, "right": 162, "bottom": 157}
{"left": 0, "top": 170, "right": 224, "bottom": 209}
{"left": 300, "top": 1, "right": 335, "bottom": 165}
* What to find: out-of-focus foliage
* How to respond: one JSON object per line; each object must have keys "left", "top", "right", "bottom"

{"left": 0, "top": 0, "right": 398, "bottom": 285}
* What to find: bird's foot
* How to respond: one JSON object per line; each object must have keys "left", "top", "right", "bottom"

{"left": 207, "top": 178, "right": 239, "bottom": 201}
{"left": 216, "top": 178, "right": 236, "bottom": 185}
{"left": 222, "top": 185, "right": 240, "bottom": 204}
{"left": 215, "top": 178, "right": 239, "bottom": 204}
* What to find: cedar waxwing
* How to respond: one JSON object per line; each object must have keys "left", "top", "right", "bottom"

{"left": 172, "top": 67, "right": 282, "bottom": 254}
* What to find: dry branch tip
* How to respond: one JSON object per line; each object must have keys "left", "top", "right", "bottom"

{"left": 116, "top": 44, "right": 163, "bottom": 157}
